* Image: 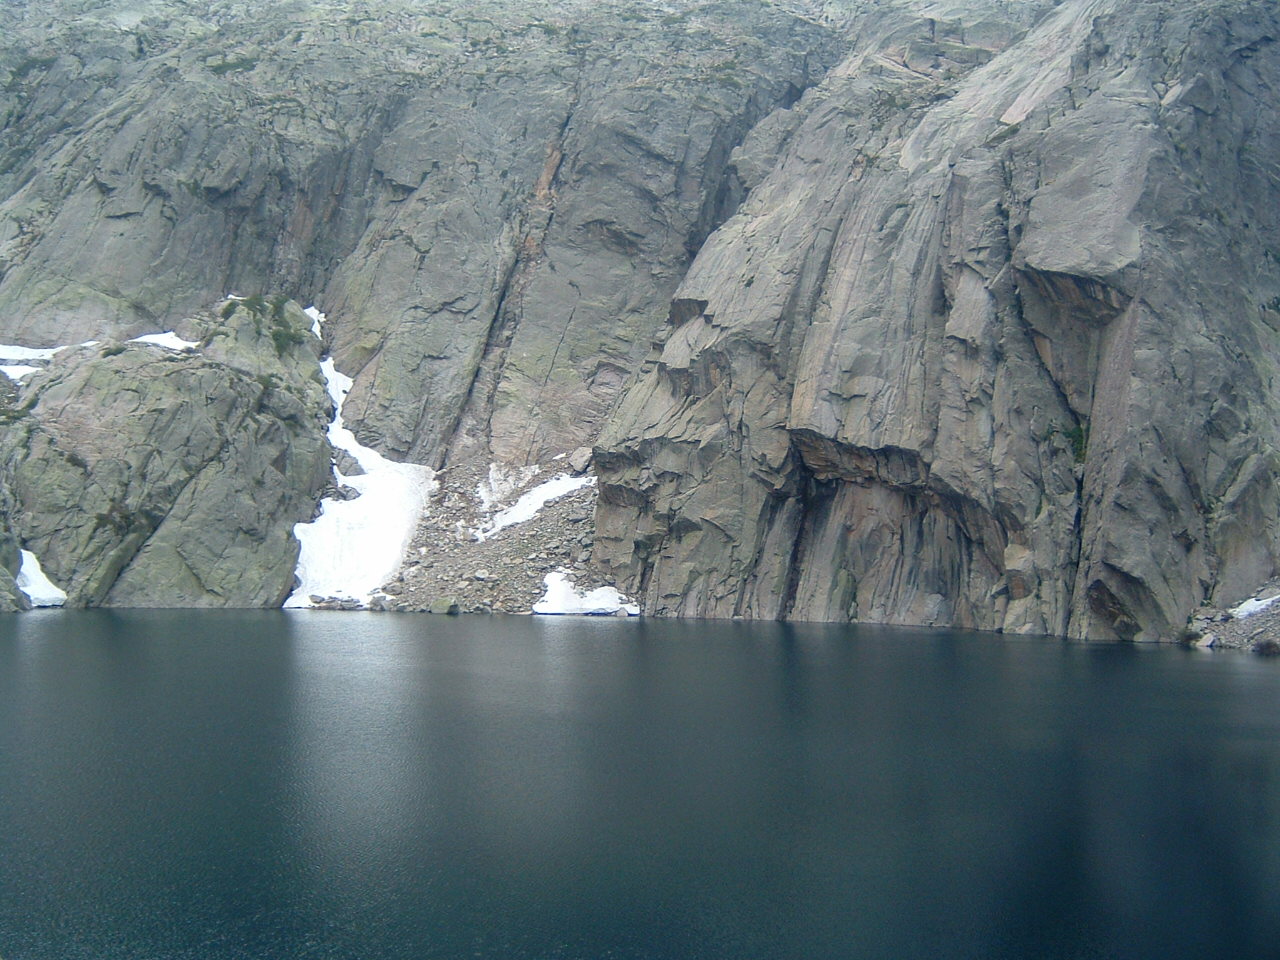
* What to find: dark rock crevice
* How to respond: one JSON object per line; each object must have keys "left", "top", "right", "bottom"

{"left": 441, "top": 88, "right": 585, "bottom": 470}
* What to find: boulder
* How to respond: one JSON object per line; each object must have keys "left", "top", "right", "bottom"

{"left": 0, "top": 299, "right": 331, "bottom": 607}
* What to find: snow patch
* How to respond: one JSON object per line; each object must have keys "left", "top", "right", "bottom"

{"left": 477, "top": 474, "right": 595, "bottom": 540}
{"left": 1, "top": 340, "right": 98, "bottom": 381}
{"left": 533, "top": 571, "right": 639, "bottom": 616}
{"left": 305, "top": 305, "right": 323, "bottom": 339}
{"left": 16, "top": 550, "right": 67, "bottom": 607}
{"left": 1231, "top": 594, "right": 1280, "bottom": 619}
{"left": 476, "top": 462, "right": 540, "bottom": 512}
{"left": 0, "top": 344, "right": 67, "bottom": 362}
{"left": 129, "top": 331, "right": 200, "bottom": 351}
{"left": 285, "top": 310, "right": 436, "bottom": 608}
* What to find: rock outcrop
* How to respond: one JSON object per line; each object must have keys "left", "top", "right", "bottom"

{"left": 0, "top": 506, "right": 26, "bottom": 612}
{"left": 0, "top": 0, "right": 841, "bottom": 609}
{"left": 595, "top": 0, "right": 1280, "bottom": 641}
{"left": 0, "top": 299, "right": 331, "bottom": 606}
{"left": 3, "top": 0, "right": 1279, "bottom": 642}
{"left": 0, "top": 0, "right": 839, "bottom": 466}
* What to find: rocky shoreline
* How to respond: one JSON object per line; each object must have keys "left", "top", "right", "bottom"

{"left": 305, "top": 454, "right": 1280, "bottom": 658}
{"left": 1184, "top": 580, "right": 1280, "bottom": 655}
{"left": 305, "top": 455, "right": 630, "bottom": 617}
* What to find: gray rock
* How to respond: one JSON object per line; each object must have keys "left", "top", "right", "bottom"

{"left": 0, "top": 552, "right": 26, "bottom": 613}
{"left": 334, "top": 451, "right": 365, "bottom": 478}
{"left": 0, "top": 299, "right": 331, "bottom": 607}
{"left": 0, "top": 0, "right": 840, "bottom": 472}
{"left": 4, "top": 0, "right": 1279, "bottom": 641}
{"left": 595, "top": 0, "right": 1280, "bottom": 641}
{"left": 0, "top": 491, "right": 29, "bottom": 611}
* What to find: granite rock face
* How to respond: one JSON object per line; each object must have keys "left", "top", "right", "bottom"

{"left": 3, "top": 0, "right": 1279, "bottom": 638}
{"left": 0, "top": 503, "right": 26, "bottom": 612}
{"left": 0, "top": 0, "right": 840, "bottom": 608}
{"left": 0, "top": 0, "right": 839, "bottom": 466}
{"left": 0, "top": 299, "right": 331, "bottom": 607}
{"left": 595, "top": 0, "right": 1280, "bottom": 641}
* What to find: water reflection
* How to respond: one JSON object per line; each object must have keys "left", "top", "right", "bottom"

{"left": 285, "top": 615, "right": 433, "bottom": 875}
{"left": 2, "top": 613, "right": 1280, "bottom": 959}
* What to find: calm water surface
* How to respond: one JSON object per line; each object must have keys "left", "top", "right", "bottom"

{"left": 2, "top": 611, "right": 1280, "bottom": 960}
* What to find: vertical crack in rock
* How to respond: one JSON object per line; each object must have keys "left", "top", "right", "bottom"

{"left": 0, "top": 0, "right": 853, "bottom": 611}
{"left": 443, "top": 90, "right": 582, "bottom": 470}
{"left": 5, "top": 0, "right": 1279, "bottom": 634}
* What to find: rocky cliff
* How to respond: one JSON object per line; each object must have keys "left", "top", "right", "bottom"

{"left": 1, "top": 298, "right": 331, "bottom": 608}
{"left": 595, "top": 0, "right": 1280, "bottom": 641}
{"left": 0, "top": 0, "right": 838, "bottom": 608}
{"left": 0, "top": 0, "right": 838, "bottom": 464}
{"left": 2, "top": 0, "right": 1279, "bottom": 642}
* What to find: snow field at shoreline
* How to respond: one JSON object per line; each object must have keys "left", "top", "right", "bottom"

{"left": 533, "top": 571, "right": 639, "bottom": 616}
{"left": 285, "top": 309, "right": 436, "bottom": 607}
{"left": 6, "top": 314, "right": 632, "bottom": 614}
{"left": 16, "top": 550, "right": 67, "bottom": 607}
{"left": 472, "top": 466, "right": 640, "bottom": 614}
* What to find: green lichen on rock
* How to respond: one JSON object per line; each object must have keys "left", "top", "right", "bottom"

{"left": 0, "top": 512, "right": 27, "bottom": 612}
{"left": 0, "top": 0, "right": 842, "bottom": 469}
{"left": 3, "top": 0, "right": 1279, "bottom": 639}
{"left": 0, "top": 299, "right": 332, "bottom": 608}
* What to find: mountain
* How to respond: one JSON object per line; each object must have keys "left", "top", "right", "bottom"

{"left": 2, "top": 0, "right": 1278, "bottom": 645}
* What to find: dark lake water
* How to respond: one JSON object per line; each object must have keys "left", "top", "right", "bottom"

{"left": 2, "top": 611, "right": 1280, "bottom": 960}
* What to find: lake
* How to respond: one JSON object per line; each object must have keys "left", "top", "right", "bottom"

{"left": 2, "top": 610, "right": 1279, "bottom": 959}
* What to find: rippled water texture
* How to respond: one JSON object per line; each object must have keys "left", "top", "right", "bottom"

{"left": 3, "top": 611, "right": 1280, "bottom": 959}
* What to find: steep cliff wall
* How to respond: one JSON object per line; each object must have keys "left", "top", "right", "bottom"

{"left": 2, "top": 0, "right": 1278, "bottom": 638}
{"left": 0, "top": 0, "right": 839, "bottom": 607}
{"left": 595, "top": 0, "right": 1280, "bottom": 640}
{"left": 0, "top": 0, "right": 839, "bottom": 465}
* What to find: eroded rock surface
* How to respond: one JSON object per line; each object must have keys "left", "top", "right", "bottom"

{"left": 0, "top": 299, "right": 331, "bottom": 606}
{"left": 1187, "top": 580, "right": 1280, "bottom": 654}
{"left": 3, "top": 0, "right": 1279, "bottom": 642}
{"left": 0, "top": 0, "right": 840, "bottom": 468}
{"left": 384, "top": 459, "right": 610, "bottom": 615}
{"left": 0, "top": 507, "right": 26, "bottom": 612}
{"left": 595, "top": 0, "right": 1280, "bottom": 641}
